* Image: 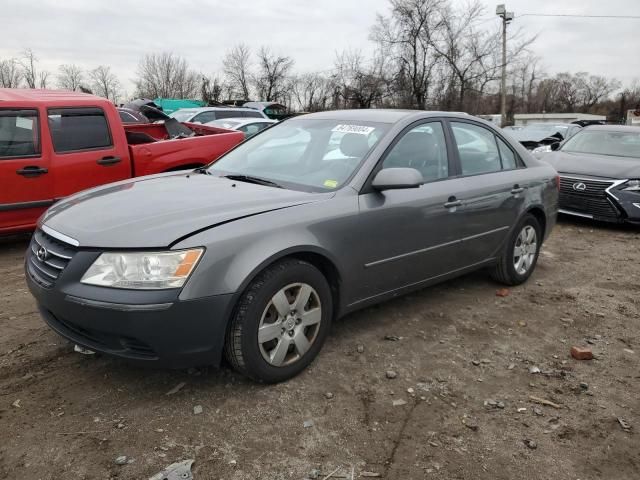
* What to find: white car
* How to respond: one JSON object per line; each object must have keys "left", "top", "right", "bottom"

{"left": 169, "top": 107, "right": 267, "bottom": 124}
{"left": 206, "top": 118, "right": 277, "bottom": 138}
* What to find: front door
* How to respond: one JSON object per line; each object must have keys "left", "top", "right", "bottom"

{"left": 46, "top": 107, "right": 130, "bottom": 199}
{"left": 354, "top": 120, "right": 467, "bottom": 302}
{"left": 0, "top": 108, "right": 53, "bottom": 233}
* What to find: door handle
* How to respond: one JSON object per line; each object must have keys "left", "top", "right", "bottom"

{"left": 16, "top": 166, "right": 48, "bottom": 177}
{"left": 443, "top": 198, "right": 462, "bottom": 209}
{"left": 97, "top": 156, "right": 122, "bottom": 166}
{"left": 511, "top": 185, "right": 525, "bottom": 194}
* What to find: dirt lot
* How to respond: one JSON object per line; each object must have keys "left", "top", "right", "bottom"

{"left": 0, "top": 218, "right": 639, "bottom": 480}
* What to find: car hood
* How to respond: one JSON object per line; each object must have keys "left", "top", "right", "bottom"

{"left": 544, "top": 151, "right": 640, "bottom": 179}
{"left": 41, "top": 173, "right": 331, "bottom": 248}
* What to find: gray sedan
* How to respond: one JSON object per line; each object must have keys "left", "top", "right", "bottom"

{"left": 27, "top": 110, "right": 558, "bottom": 383}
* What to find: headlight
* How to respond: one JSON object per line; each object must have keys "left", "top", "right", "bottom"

{"left": 622, "top": 179, "right": 640, "bottom": 192}
{"left": 81, "top": 249, "right": 203, "bottom": 289}
{"left": 532, "top": 145, "right": 552, "bottom": 154}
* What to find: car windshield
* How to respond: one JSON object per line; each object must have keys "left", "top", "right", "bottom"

{"left": 561, "top": 130, "right": 640, "bottom": 159}
{"left": 208, "top": 118, "right": 390, "bottom": 192}
{"left": 169, "top": 110, "right": 197, "bottom": 122}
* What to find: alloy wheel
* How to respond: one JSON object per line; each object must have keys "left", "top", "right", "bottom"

{"left": 257, "top": 283, "right": 322, "bottom": 367}
{"left": 513, "top": 225, "right": 538, "bottom": 275}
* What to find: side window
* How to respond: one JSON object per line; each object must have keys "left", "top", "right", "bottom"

{"left": 244, "top": 111, "right": 264, "bottom": 118}
{"left": 0, "top": 109, "right": 40, "bottom": 158}
{"left": 48, "top": 108, "right": 112, "bottom": 153}
{"left": 216, "top": 111, "right": 240, "bottom": 120}
{"left": 192, "top": 112, "right": 216, "bottom": 123}
{"left": 382, "top": 122, "right": 448, "bottom": 182}
{"left": 451, "top": 122, "right": 501, "bottom": 175}
{"left": 496, "top": 137, "right": 518, "bottom": 170}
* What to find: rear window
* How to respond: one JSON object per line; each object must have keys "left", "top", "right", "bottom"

{"left": 48, "top": 107, "right": 112, "bottom": 153}
{"left": 0, "top": 109, "right": 40, "bottom": 159}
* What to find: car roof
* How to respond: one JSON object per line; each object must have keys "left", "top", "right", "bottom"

{"left": 180, "top": 106, "right": 257, "bottom": 113}
{"left": 0, "top": 88, "right": 110, "bottom": 104}
{"left": 210, "top": 117, "right": 275, "bottom": 124}
{"left": 583, "top": 125, "right": 640, "bottom": 133}
{"left": 299, "top": 109, "right": 471, "bottom": 124}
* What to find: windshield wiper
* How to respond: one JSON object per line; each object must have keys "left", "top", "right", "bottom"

{"left": 193, "top": 166, "right": 210, "bottom": 175}
{"left": 222, "top": 174, "right": 283, "bottom": 188}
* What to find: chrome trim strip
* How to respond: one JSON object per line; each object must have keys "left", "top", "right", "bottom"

{"left": 32, "top": 235, "right": 73, "bottom": 260}
{"left": 558, "top": 208, "right": 593, "bottom": 219}
{"left": 605, "top": 179, "right": 628, "bottom": 202}
{"left": 364, "top": 226, "right": 509, "bottom": 268}
{"left": 44, "top": 259, "right": 64, "bottom": 270}
{"left": 41, "top": 224, "right": 80, "bottom": 247}
{"left": 559, "top": 175, "right": 617, "bottom": 184}
{"left": 351, "top": 258, "right": 495, "bottom": 306}
{"left": 65, "top": 295, "right": 173, "bottom": 312}
{"left": 29, "top": 258, "right": 57, "bottom": 279}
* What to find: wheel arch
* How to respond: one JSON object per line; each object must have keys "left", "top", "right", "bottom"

{"left": 231, "top": 246, "right": 343, "bottom": 321}
{"left": 524, "top": 205, "right": 547, "bottom": 240}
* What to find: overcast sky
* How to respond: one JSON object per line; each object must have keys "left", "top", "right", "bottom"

{"left": 2, "top": 0, "right": 639, "bottom": 95}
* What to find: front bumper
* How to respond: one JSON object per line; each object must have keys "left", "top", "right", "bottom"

{"left": 25, "top": 233, "right": 235, "bottom": 368}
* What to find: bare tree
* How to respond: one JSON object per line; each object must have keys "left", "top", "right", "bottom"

{"left": 20, "top": 49, "right": 39, "bottom": 88}
{"left": 201, "top": 74, "right": 224, "bottom": 103}
{"left": 372, "top": 0, "right": 444, "bottom": 109}
{"left": 57, "top": 64, "right": 84, "bottom": 91}
{"left": 579, "top": 74, "right": 621, "bottom": 111}
{"left": 223, "top": 44, "right": 252, "bottom": 100}
{"left": 135, "top": 52, "right": 201, "bottom": 99}
{"left": 253, "top": 47, "right": 294, "bottom": 103}
{"left": 89, "top": 65, "right": 121, "bottom": 102}
{"left": 38, "top": 70, "right": 50, "bottom": 89}
{"left": 333, "top": 50, "right": 389, "bottom": 109}
{"left": 0, "top": 58, "right": 22, "bottom": 88}
{"left": 292, "top": 73, "right": 333, "bottom": 111}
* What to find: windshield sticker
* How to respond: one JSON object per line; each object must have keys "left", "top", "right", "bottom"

{"left": 323, "top": 179, "right": 338, "bottom": 189}
{"left": 332, "top": 124, "right": 375, "bottom": 135}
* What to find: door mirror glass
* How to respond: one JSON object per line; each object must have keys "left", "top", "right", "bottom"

{"left": 372, "top": 168, "right": 423, "bottom": 191}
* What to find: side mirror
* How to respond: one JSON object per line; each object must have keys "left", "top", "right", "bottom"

{"left": 550, "top": 142, "right": 561, "bottom": 151}
{"left": 372, "top": 168, "right": 423, "bottom": 191}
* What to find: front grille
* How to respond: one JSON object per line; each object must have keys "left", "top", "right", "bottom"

{"left": 559, "top": 176, "right": 621, "bottom": 219}
{"left": 27, "top": 229, "right": 77, "bottom": 288}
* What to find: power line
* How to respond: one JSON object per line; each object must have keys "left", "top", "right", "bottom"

{"left": 518, "top": 13, "right": 640, "bottom": 19}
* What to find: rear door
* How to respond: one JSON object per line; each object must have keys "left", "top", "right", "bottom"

{"left": 446, "top": 119, "right": 529, "bottom": 264}
{"left": 47, "top": 107, "right": 130, "bottom": 199}
{"left": 0, "top": 108, "right": 53, "bottom": 232}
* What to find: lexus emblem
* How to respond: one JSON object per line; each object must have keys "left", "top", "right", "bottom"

{"left": 573, "top": 182, "right": 587, "bottom": 192}
{"left": 36, "top": 246, "right": 48, "bottom": 262}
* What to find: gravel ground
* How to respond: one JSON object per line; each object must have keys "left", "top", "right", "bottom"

{"left": 0, "top": 218, "right": 639, "bottom": 480}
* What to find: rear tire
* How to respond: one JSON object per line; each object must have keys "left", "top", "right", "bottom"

{"left": 224, "top": 259, "right": 332, "bottom": 383}
{"left": 491, "top": 213, "right": 542, "bottom": 286}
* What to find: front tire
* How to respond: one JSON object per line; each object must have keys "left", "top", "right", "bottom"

{"left": 490, "top": 213, "right": 542, "bottom": 286}
{"left": 224, "top": 259, "right": 333, "bottom": 383}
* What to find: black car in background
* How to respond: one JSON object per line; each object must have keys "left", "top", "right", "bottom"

{"left": 544, "top": 125, "right": 640, "bottom": 224}
{"left": 509, "top": 123, "right": 582, "bottom": 153}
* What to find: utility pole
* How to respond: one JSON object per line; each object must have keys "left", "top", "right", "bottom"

{"left": 496, "top": 5, "right": 514, "bottom": 127}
